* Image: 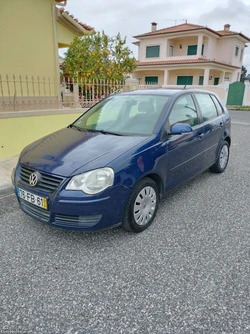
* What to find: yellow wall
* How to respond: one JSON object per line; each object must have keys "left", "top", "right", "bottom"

{"left": 57, "top": 21, "right": 78, "bottom": 48}
{"left": 0, "top": 0, "right": 57, "bottom": 79}
{"left": 0, "top": 112, "right": 84, "bottom": 158}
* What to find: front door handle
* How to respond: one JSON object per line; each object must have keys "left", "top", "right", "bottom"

{"left": 197, "top": 133, "right": 204, "bottom": 140}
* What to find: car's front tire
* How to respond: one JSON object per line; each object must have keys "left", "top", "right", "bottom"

{"left": 122, "top": 177, "right": 159, "bottom": 233}
{"left": 210, "top": 141, "right": 230, "bottom": 173}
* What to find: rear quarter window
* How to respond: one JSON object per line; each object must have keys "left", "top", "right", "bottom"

{"left": 210, "top": 95, "right": 224, "bottom": 115}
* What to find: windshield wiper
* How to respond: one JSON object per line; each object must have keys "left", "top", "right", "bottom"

{"left": 86, "top": 128, "right": 122, "bottom": 136}
{"left": 98, "top": 130, "right": 122, "bottom": 136}
{"left": 69, "top": 124, "right": 85, "bottom": 132}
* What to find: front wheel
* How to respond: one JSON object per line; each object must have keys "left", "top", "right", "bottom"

{"left": 122, "top": 178, "right": 159, "bottom": 233}
{"left": 210, "top": 141, "right": 230, "bottom": 173}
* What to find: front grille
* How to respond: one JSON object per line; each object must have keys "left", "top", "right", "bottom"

{"left": 20, "top": 165, "right": 63, "bottom": 193}
{"left": 20, "top": 199, "right": 50, "bottom": 223}
{"left": 54, "top": 213, "right": 102, "bottom": 227}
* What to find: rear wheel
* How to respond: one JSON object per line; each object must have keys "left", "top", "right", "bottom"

{"left": 122, "top": 178, "right": 159, "bottom": 233}
{"left": 210, "top": 141, "right": 229, "bottom": 173}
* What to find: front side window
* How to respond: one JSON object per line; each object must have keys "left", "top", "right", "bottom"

{"left": 194, "top": 93, "right": 218, "bottom": 122}
{"left": 168, "top": 94, "right": 198, "bottom": 127}
{"left": 74, "top": 94, "right": 170, "bottom": 136}
{"left": 146, "top": 45, "right": 160, "bottom": 58}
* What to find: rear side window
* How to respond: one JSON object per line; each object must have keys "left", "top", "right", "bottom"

{"left": 210, "top": 95, "right": 224, "bottom": 115}
{"left": 194, "top": 93, "right": 218, "bottom": 122}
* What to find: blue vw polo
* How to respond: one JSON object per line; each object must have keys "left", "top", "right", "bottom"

{"left": 12, "top": 89, "right": 231, "bottom": 232}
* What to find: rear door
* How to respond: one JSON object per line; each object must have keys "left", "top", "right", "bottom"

{"left": 193, "top": 93, "right": 224, "bottom": 169}
{"left": 163, "top": 93, "right": 204, "bottom": 190}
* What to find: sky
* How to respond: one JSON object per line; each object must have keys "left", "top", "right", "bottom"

{"left": 61, "top": 0, "right": 250, "bottom": 75}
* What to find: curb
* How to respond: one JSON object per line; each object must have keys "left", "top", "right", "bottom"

{"left": 0, "top": 184, "right": 14, "bottom": 197}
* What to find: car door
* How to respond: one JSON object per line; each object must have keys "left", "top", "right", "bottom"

{"left": 163, "top": 93, "right": 205, "bottom": 191}
{"left": 193, "top": 93, "right": 225, "bottom": 169}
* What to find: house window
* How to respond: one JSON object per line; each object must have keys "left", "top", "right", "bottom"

{"left": 145, "top": 76, "right": 158, "bottom": 85}
{"left": 240, "top": 48, "right": 244, "bottom": 61}
{"left": 187, "top": 45, "right": 197, "bottom": 55}
{"left": 187, "top": 44, "right": 204, "bottom": 56}
{"left": 214, "top": 77, "right": 219, "bottom": 85}
{"left": 177, "top": 76, "right": 193, "bottom": 85}
{"left": 146, "top": 46, "right": 160, "bottom": 58}
{"left": 199, "top": 76, "right": 204, "bottom": 85}
{"left": 235, "top": 46, "right": 239, "bottom": 57}
{"left": 169, "top": 45, "right": 174, "bottom": 57}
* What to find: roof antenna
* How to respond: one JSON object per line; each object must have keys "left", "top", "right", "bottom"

{"left": 164, "top": 19, "right": 187, "bottom": 25}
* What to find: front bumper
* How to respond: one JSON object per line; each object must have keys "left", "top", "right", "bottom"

{"left": 13, "top": 165, "right": 131, "bottom": 231}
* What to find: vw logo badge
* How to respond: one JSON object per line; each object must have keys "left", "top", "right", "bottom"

{"left": 29, "top": 172, "right": 39, "bottom": 187}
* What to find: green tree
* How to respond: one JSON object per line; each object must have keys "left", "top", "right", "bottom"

{"left": 240, "top": 65, "right": 248, "bottom": 82}
{"left": 62, "top": 31, "right": 136, "bottom": 82}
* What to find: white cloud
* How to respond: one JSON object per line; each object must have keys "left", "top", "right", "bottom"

{"left": 63, "top": 0, "right": 250, "bottom": 74}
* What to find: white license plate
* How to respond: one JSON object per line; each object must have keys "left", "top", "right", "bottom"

{"left": 17, "top": 187, "right": 48, "bottom": 210}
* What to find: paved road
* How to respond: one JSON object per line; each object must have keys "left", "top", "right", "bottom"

{"left": 1, "top": 111, "right": 250, "bottom": 334}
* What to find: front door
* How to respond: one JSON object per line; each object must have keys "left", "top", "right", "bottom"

{"left": 164, "top": 93, "right": 204, "bottom": 190}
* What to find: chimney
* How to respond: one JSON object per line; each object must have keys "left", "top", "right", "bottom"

{"left": 224, "top": 24, "right": 231, "bottom": 32}
{"left": 151, "top": 22, "right": 157, "bottom": 32}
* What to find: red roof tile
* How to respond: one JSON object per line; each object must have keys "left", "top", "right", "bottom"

{"left": 216, "top": 30, "right": 250, "bottom": 42}
{"left": 134, "top": 22, "right": 250, "bottom": 42}
{"left": 134, "top": 23, "right": 218, "bottom": 38}
{"left": 59, "top": 8, "right": 94, "bottom": 31}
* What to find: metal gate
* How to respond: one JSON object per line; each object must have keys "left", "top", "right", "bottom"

{"left": 226, "top": 81, "right": 245, "bottom": 106}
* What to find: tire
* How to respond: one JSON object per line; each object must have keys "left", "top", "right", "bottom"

{"left": 210, "top": 141, "right": 229, "bottom": 173}
{"left": 122, "top": 177, "right": 159, "bottom": 233}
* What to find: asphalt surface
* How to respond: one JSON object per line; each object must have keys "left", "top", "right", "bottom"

{"left": 0, "top": 111, "right": 250, "bottom": 334}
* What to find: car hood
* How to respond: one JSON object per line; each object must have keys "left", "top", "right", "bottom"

{"left": 19, "top": 128, "right": 148, "bottom": 176}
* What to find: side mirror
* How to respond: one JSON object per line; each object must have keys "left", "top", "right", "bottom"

{"left": 171, "top": 123, "right": 193, "bottom": 134}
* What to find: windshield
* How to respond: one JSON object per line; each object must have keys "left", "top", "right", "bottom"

{"left": 72, "top": 94, "right": 170, "bottom": 136}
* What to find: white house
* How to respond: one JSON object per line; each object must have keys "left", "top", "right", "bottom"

{"left": 132, "top": 22, "right": 250, "bottom": 86}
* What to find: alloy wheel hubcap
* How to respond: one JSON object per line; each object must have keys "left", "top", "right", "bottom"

{"left": 219, "top": 145, "right": 229, "bottom": 169}
{"left": 133, "top": 186, "right": 157, "bottom": 226}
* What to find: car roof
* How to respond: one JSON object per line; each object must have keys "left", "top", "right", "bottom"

{"left": 118, "top": 88, "right": 217, "bottom": 97}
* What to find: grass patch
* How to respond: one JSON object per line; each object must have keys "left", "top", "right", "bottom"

{"left": 227, "top": 105, "right": 250, "bottom": 111}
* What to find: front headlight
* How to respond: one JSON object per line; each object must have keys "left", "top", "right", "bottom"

{"left": 66, "top": 168, "right": 114, "bottom": 194}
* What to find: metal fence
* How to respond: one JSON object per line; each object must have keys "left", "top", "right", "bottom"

{"left": 0, "top": 74, "right": 124, "bottom": 112}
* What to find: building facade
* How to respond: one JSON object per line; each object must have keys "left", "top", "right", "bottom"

{"left": 132, "top": 22, "right": 250, "bottom": 86}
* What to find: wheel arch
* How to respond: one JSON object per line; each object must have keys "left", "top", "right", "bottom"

{"left": 224, "top": 135, "right": 231, "bottom": 147}
{"left": 142, "top": 173, "right": 164, "bottom": 198}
